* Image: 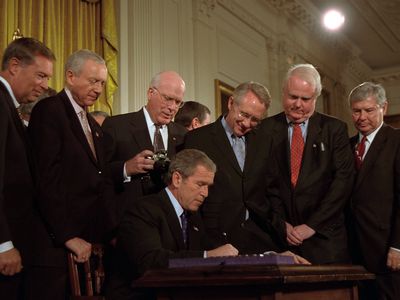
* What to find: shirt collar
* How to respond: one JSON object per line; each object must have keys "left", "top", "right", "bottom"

{"left": 65, "top": 88, "right": 85, "bottom": 115}
{"left": 360, "top": 121, "right": 384, "bottom": 143}
{"left": 143, "top": 106, "right": 164, "bottom": 129}
{"left": 286, "top": 116, "right": 309, "bottom": 128}
{"left": 221, "top": 115, "right": 238, "bottom": 142}
{"left": 0, "top": 76, "right": 19, "bottom": 108}
{"left": 165, "top": 187, "right": 184, "bottom": 219}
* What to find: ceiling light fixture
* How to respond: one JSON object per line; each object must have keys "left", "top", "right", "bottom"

{"left": 323, "top": 9, "right": 345, "bottom": 31}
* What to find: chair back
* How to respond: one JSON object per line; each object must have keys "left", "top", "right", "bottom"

{"left": 67, "top": 243, "right": 105, "bottom": 300}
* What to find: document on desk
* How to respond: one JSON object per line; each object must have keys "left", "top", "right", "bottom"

{"left": 169, "top": 254, "right": 295, "bottom": 268}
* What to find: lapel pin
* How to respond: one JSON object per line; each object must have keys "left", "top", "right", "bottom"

{"left": 320, "top": 142, "right": 325, "bottom": 152}
{"left": 95, "top": 132, "right": 99, "bottom": 137}
{"left": 313, "top": 144, "right": 317, "bottom": 148}
{"left": 193, "top": 226, "right": 199, "bottom": 232}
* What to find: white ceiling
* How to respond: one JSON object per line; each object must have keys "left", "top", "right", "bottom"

{"left": 310, "top": 0, "right": 400, "bottom": 73}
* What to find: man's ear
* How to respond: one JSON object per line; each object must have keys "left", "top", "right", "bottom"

{"left": 171, "top": 171, "right": 182, "bottom": 188}
{"left": 147, "top": 87, "right": 154, "bottom": 101}
{"left": 65, "top": 70, "right": 75, "bottom": 86}
{"left": 382, "top": 101, "right": 388, "bottom": 116}
{"left": 191, "top": 117, "right": 200, "bottom": 129}
{"left": 227, "top": 96, "right": 234, "bottom": 111}
{"left": 8, "top": 57, "right": 21, "bottom": 75}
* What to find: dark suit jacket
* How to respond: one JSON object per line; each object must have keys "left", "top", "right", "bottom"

{"left": 184, "top": 117, "right": 285, "bottom": 254}
{"left": 0, "top": 81, "right": 37, "bottom": 266}
{"left": 119, "top": 189, "right": 208, "bottom": 276}
{"left": 102, "top": 109, "right": 186, "bottom": 221}
{"left": 349, "top": 125, "right": 400, "bottom": 273}
{"left": 262, "top": 112, "right": 354, "bottom": 264}
{"left": 105, "top": 190, "right": 208, "bottom": 300}
{"left": 28, "top": 90, "right": 112, "bottom": 267}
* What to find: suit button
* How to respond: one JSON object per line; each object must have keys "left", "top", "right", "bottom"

{"left": 241, "top": 222, "right": 245, "bottom": 228}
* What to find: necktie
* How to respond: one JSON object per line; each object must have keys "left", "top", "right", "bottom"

{"left": 355, "top": 135, "right": 367, "bottom": 170}
{"left": 291, "top": 123, "right": 304, "bottom": 187}
{"left": 232, "top": 135, "right": 246, "bottom": 171}
{"left": 79, "top": 111, "right": 97, "bottom": 160}
{"left": 180, "top": 211, "right": 188, "bottom": 248}
{"left": 154, "top": 124, "right": 165, "bottom": 152}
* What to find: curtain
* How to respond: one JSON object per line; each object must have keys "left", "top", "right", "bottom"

{"left": 0, "top": 0, "right": 118, "bottom": 114}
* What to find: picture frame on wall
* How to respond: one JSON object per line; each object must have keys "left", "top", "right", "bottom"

{"left": 215, "top": 79, "right": 234, "bottom": 116}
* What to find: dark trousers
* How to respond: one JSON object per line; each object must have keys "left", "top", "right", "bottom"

{"left": 359, "top": 272, "right": 400, "bottom": 300}
{"left": 0, "top": 272, "right": 24, "bottom": 300}
{"left": 25, "top": 266, "right": 69, "bottom": 300}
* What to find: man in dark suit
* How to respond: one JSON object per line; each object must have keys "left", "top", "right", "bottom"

{"left": 348, "top": 82, "right": 400, "bottom": 300}
{"left": 0, "top": 37, "right": 55, "bottom": 300}
{"left": 184, "top": 82, "right": 286, "bottom": 254}
{"left": 102, "top": 71, "right": 187, "bottom": 222}
{"left": 28, "top": 49, "right": 111, "bottom": 300}
{"left": 262, "top": 64, "right": 354, "bottom": 264}
{"left": 105, "top": 149, "right": 238, "bottom": 299}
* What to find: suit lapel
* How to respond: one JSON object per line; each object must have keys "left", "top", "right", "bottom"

{"left": 88, "top": 114, "right": 104, "bottom": 168}
{"left": 272, "top": 113, "right": 291, "bottom": 186}
{"left": 243, "top": 130, "right": 258, "bottom": 173}
{"left": 167, "top": 123, "right": 185, "bottom": 157}
{"left": 61, "top": 91, "right": 98, "bottom": 165}
{"left": 212, "top": 118, "right": 242, "bottom": 175}
{"left": 0, "top": 82, "right": 26, "bottom": 139}
{"left": 297, "top": 113, "right": 322, "bottom": 188}
{"left": 129, "top": 109, "right": 153, "bottom": 151}
{"left": 160, "top": 190, "right": 186, "bottom": 249}
{"left": 187, "top": 211, "right": 204, "bottom": 249}
{"left": 354, "top": 126, "right": 388, "bottom": 192}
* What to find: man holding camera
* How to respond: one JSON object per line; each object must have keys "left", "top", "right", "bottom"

{"left": 102, "top": 71, "right": 187, "bottom": 223}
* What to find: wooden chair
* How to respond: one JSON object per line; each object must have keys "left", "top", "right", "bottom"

{"left": 67, "top": 244, "right": 106, "bottom": 300}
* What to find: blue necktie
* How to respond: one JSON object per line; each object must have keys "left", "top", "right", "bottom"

{"left": 180, "top": 211, "right": 188, "bottom": 247}
{"left": 232, "top": 135, "right": 246, "bottom": 170}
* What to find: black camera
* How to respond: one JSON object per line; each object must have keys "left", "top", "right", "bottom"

{"left": 150, "top": 150, "right": 170, "bottom": 173}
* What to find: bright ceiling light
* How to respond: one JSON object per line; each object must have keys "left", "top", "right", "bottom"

{"left": 323, "top": 9, "right": 345, "bottom": 31}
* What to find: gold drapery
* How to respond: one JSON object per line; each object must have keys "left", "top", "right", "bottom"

{"left": 0, "top": 0, "right": 118, "bottom": 115}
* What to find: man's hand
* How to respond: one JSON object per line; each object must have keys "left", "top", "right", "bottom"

{"left": 207, "top": 244, "right": 239, "bottom": 257}
{"left": 293, "top": 224, "right": 315, "bottom": 241}
{"left": 65, "top": 237, "right": 92, "bottom": 263}
{"left": 125, "top": 150, "right": 155, "bottom": 176}
{"left": 0, "top": 248, "right": 22, "bottom": 276}
{"left": 286, "top": 222, "right": 303, "bottom": 246}
{"left": 280, "top": 250, "right": 311, "bottom": 265}
{"left": 387, "top": 248, "right": 400, "bottom": 271}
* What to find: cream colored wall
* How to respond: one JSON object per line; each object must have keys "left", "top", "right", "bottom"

{"left": 117, "top": 0, "right": 399, "bottom": 131}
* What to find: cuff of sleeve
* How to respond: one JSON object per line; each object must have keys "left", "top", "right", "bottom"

{"left": 390, "top": 247, "right": 400, "bottom": 253}
{"left": 204, "top": 251, "right": 207, "bottom": 258}
{"left": 123, "top": 162, "right": 131, "bottom": 183}
{"left": 0, "top": 241, "right": 14, "bottom": 253}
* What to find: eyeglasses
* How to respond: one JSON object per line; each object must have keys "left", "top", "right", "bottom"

{"left": 151, "top": 87, "right": 184, "bottom": 108}
{"left": 235, "top": 106, "right": 261, "bottom": 127}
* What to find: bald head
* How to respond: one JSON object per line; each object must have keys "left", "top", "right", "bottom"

{"left": 146, "top": 71, "right": 186, "bottom": 125}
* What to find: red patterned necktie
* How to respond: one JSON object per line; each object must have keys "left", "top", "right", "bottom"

{"left": 355, "top": 135, "right": 367, "bottom": 170}
{"left": 291, "top": 123, "right": 304, "bottom": 187}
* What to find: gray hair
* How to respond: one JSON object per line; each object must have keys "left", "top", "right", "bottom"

{"left": 1, "top": 37, "right": 55, "bottom": 71}
{"left": 165, "top": 149, "right": 216, "bottom": 185}
{"left": 283, "top": 64, "right": 322, "bottom": 97}
{"left": 232, "top": 81, "right": 271, "bottom": 109}
{"left": 64, "top": 49, "right": 105, "bottom": 76}
{"left": 348, "top": 82, "right": 387, "bottom": 106}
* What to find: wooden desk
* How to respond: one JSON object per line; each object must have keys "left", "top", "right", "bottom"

{"left": 133, "top": 264, "right": 374, "bottom": 300}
